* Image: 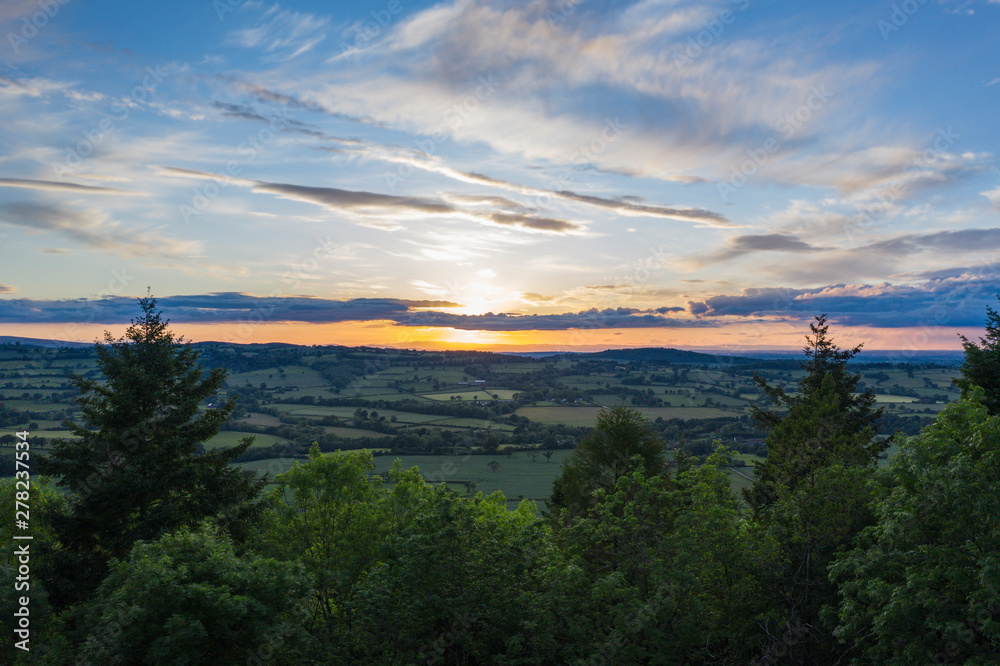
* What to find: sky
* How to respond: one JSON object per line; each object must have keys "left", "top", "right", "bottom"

{"left": 1, "top": 0, "right": 998, "bottom": 353}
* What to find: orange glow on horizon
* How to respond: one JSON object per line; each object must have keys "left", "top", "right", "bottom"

{"left": 1, "top": 320, "right": 972, "bottom": 353}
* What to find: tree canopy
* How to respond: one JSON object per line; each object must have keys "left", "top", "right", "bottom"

{"left": 547, "top": 404, "right": 666, "bottom": 518}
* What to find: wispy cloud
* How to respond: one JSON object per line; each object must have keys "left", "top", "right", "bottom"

{"left": 0, "top": 201, "right": 199, "bottom": 258}
{"left": 225, "top": 5, "right": 331, "bottom": 61}
{"left": 0, "top": 178, "right": 143, "bottom": 195}
{"left": 327, "top": 143, "right": 732, "bottom": 226}
{"left": 156, "top": 166, "right": 583, "bottom": 233}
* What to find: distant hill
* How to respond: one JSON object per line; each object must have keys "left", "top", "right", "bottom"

{"left": 0, "top": 336, "right": 91, "bottom": 349}
{"left": 567, "top": 347, "right": 758, "bottom": 364}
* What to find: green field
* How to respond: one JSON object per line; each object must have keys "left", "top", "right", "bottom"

{"left": 205, "top": 431, "right": 291, "bottom": 450}
{"left": 237, "top": 450, "right": 572, "bottom": 509}
{"left": 516, "top": 405, "right": 736, "bottom": 427}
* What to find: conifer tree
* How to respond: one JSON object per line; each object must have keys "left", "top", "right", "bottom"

{"left": 745, "top": 314, "right": 885, "bottom": 512}
{"left": 39, "top": 294, "right": 265, "bottom": 607}
{"left": 955, "top": 293, "right": 1000, "bottom": 415}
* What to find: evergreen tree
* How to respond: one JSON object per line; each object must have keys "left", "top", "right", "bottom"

{"left": 39, "top": 294, "right": 265, "bottom": 608}
{"left": 955, "top": 293, "right": 1000, "bottom": 415}
{"left": 743, "top": 316, "right": 887, "bottom": 663}
{"left": 746, "top": 314, "right": 885, "bottom": 511}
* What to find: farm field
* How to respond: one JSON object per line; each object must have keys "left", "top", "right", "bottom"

{"left": 516, "top": 405, "right": 736, "bottom": 426}
{"left": 0, "top": 341, "right": 965, "bottom": 502}
{"left": 205, "top": 431, "right": 291, "bottom": 450}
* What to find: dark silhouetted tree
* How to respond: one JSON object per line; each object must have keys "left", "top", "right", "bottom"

{"left": 955, "top": 293, "right": 1000, "bottom": 415}
{"left": 39, "top": 294, "right": 265, "bottom": 608}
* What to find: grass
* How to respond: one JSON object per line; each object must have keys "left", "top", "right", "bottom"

{"left": 204, "top": 431, "right": 291, "bottom": 450}
{"left": 227, "top": 366, "right": 329, "bottom": 388}
{"left": 515, "top": 405, "right": 737, "bottom": 427}
{"left": 874, "top": 394, "right": 918, "bottom": 403}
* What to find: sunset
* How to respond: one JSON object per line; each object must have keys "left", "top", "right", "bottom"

{"left": 2, "top": 0, "right": 997, "bottom": 350}
{"left": 3, "top": 3, "right": 1000, "bottom": 663}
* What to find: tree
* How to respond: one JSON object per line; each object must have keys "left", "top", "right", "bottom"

{"left": 746, "top": 314, "right": 885, "bottom": 511}
{"left": 39, "top": 295, "right": 265, "bottom": 608}
{"left": 347, "top": 489, "right": 549, "bottom": 664}
{"left": 743, "top": 317, "right": 887, "bottom": 662}
{"left": 49, "top": 525, "right": 310, "bottom": 665}
{"left": 487, "top": 460, "right": 501, "bottom": 472}
{"left": 547, "top": 405, "right": 666, "bottom": 519}
{"left": 546, "top": 449, "right": 771, "bottom": 664}
{"left": 955, "top": 293, "right": 1000, "bottom": 415}
{"left": 831, "top": 388, "right": 1000, "bottom": 664}
{"left": 260, "top": 445, "right": 384, "bottom": 638}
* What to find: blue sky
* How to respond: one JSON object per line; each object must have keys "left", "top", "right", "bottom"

{"left": 1, "top": 0, "right": 998, "bottom": 351}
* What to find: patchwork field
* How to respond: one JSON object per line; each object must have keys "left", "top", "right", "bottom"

{"left": 1, "top": 341, "right": 965, "bottom": 503}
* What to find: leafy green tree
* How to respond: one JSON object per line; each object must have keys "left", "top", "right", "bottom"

{"left": 259, "top": 445, "right": 386, "bottom": 641}
{"left": 955, "top": 293, "right": 1000, "bottom": 414}
{"left": 548, "top": 449, "right": 771, "bottom": 664}
{"left": 831, "top": 388, "right": 1000, "bottom": 664}
{"left": 547, "top": 405, "right": 666, "bottom": 518}
{"left": 347, "top": 489, "right": 549, "bottom": 664}
{"left": 38, "top": 295, "right": 265, "bottom": 608}
{"left": 48, "top": 525, "right": 310, "bottom": 665}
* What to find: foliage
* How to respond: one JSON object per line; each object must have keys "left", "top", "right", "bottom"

{"left": 831, "top": 388, "right": 1000, "bottom": 664}
{"left": 750, "top": 314, "right": 882, "bottom": 439}
{"left": 259, "top": 445, "right": 388, "bottom": 642}
{"left": 38, "top": 295, "right": 266, "bottom": 608}
{"left": 746, "top": 373, "right": 881, "bottom": 510}
{"left": 548, "top": 449, "right": 773, "bottom": 664}
{"left": 547, "top": 405, "right": 666, "bottom": 518}
{"left": 345, "top": 488, "right": 550, "bottom": 664}
{"left": 743, "top": 318, "right": 886, "bottom": 662}
{"left": 55, "top": 525, "right": 310, "bottom": 665}
{"left": 955, "top": 293, "right": 1000, "bottom": 415}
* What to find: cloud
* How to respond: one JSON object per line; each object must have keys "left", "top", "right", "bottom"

{"left": 0, "top": 284, "right": 14, "bottom": 294}
{"left": 210, "top": 101, "right": 358, "bottom": 142}
{"left": 0, "top": 178, "right": 142, "bottom": 195}
{"left": 687, "top": 273, "right": 1000, "bottom": 327}
{"left": 695, "top": 233, "right": 823, "bottom": 265}
{"left": 0, "top": 293, "right": 459, "bottom": 325}
{"left": 862, "top": 228, "right": 1000, "bottom": 256}
{"left": 331, "top": 139, "right": 732, "bottom": 226}
{"left": 982, "top": 185, "right": 1000, "bottom": 209}
{"left": 0, "top": 202, "right": 199, "bottom": 258}
{"left": 0, "top": 292, "right": 704, "bottom": 330}
{"left": 156, "top": 166, "right": 583, "bottom": 233}
{"left": 225, "top": 6, "right": 330, "bottom": 61}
